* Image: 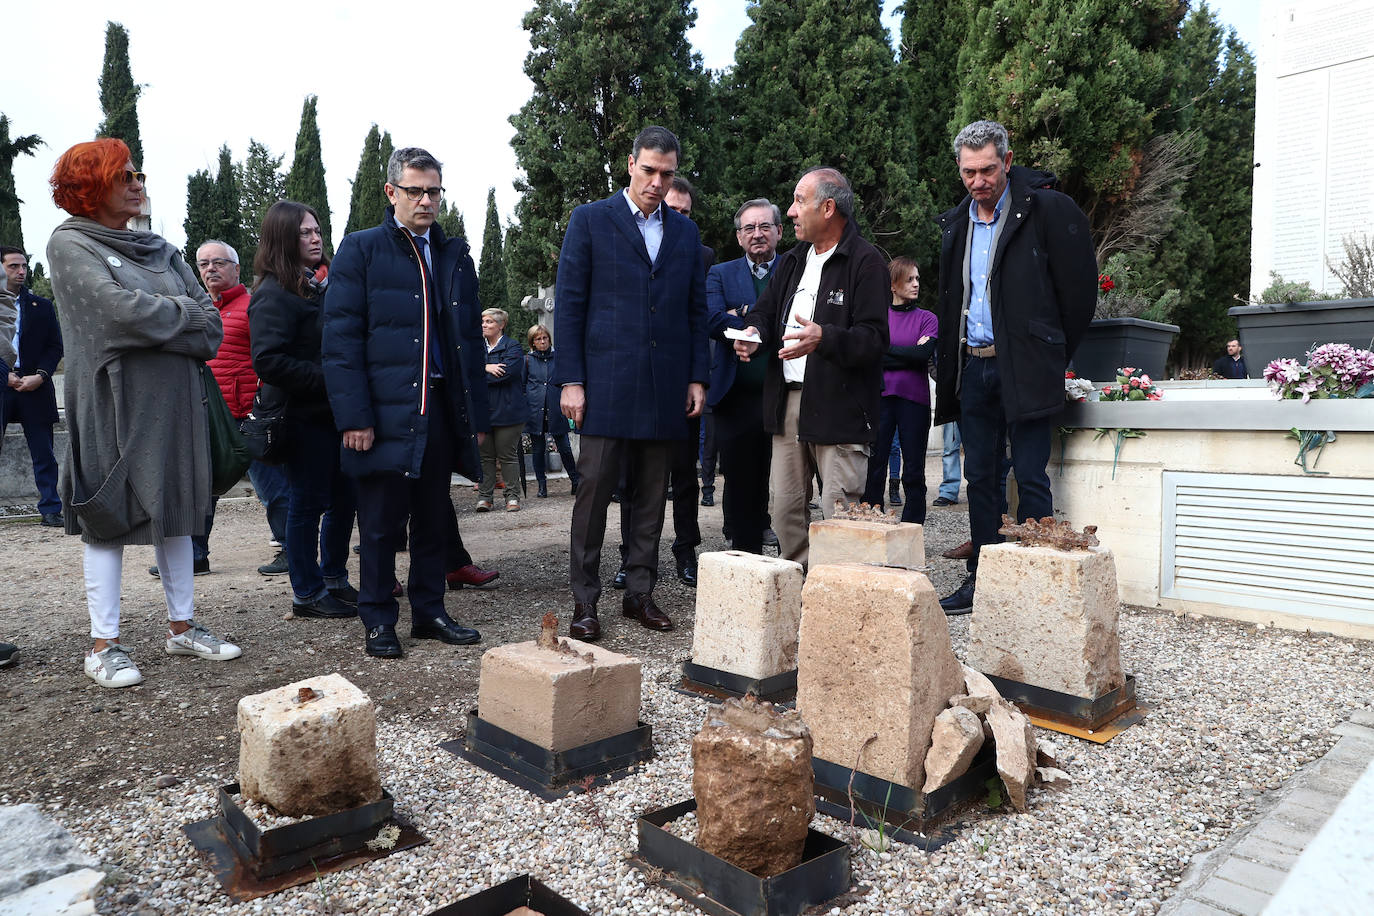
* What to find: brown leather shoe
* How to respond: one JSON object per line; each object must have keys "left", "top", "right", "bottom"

{"left": 622, "top": 592, "right": 673, "bottom": 631}
{"left": 942, "top": 539, "right": 974, "bottom": 560}
{"left": 570, "top": 603, "right": 601, "bottom": 641}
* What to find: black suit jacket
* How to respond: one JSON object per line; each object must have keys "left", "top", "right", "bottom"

{"left": 3, "top": 288, "right": 63, "bottom": 425}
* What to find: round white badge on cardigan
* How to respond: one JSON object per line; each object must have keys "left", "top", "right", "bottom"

{"left": 107, "top": 256, "right": 122, "bottom": 268}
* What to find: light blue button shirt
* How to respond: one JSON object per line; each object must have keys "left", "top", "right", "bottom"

{"left": 966, "top": 185, "right": 1009, "bottom": 347}
{"left": 623, "top": 189, "right": 663, "bottom": 263}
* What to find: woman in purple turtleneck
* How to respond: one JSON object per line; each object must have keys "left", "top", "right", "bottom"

{"left": 861, "top": 256, "right": 938, "bottom": 523}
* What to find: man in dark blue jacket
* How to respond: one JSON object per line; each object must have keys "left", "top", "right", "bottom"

{"left": 323, "top": 147, "right": 491, "bottom": 659}
{"left": 1, "top": 247, "right": 64, "bottom": 527}
{"left": 931, "top": 120, "right": 1097, "bottom": 615}
{"left": 555, "top": 126, "right": 709, "bottom": 641}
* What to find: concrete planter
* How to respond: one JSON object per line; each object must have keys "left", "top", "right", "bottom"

{"left": 1071, "top": 317, "right": 1180, "bottom": 382}
{"left": 1228, "top": 298, "right": 1374, "bottom": 370}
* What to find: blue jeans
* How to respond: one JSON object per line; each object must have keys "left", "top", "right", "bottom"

{"left": 248, "top": 460, "right": 289, "bottom": 544}
{"left": 285, "top": 421, "right": 356, "bottom": 601}
{"left": 887, "top": 429, "right": 901, "bottom": 480}
{"left": 960, "top": 355, "right": 1053, "bottom": 573}
{"left": 863, "top": 396, "right": 931, "bottom": 524}
{"left": 939, "top": 422, "right": 962, "bottom": 500}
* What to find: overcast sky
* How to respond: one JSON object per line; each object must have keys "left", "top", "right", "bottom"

{"left": 7, "top": 0, "right": 1259, "bottom": 273}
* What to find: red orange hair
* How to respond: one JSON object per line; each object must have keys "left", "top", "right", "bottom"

{"left": 50, "top": 138, "right": 132, "bottom": 218}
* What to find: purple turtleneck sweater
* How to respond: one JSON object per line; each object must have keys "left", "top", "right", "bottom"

{"left": 883, "top": 306, "right": 939, "bottom": 405}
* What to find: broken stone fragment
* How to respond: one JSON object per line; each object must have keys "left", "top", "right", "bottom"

{"left": 921, "top": 706, "right": 985, "bottom": 794}
{"left": 950, "top": 693, "right": 992, "bottom": 715}
{"left": 692, "top": 696, "right": 814, "bottom": 877}
{"left": 985, "top": 697, "right": 1038, "bottom": 812}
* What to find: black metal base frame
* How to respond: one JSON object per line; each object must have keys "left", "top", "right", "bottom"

{"left": 811, "top": 746, "right": 998, "bottom": 847}
{"left": 984, "top": 672, "right": 1137, "bottom": 729}
{"left": 440, "top": 710, "right": 654, "bottom": 801}
{"left": 426, "top": 873, "right": 590, "bottom": 915}
{"left": 634, "top": 799, "right": 850, "bottom": 916}
{"left": 679, "top": 661, "right": 798, "bottom": 704}
{"left": 182, "top": 783, "right": 426, "bottom": 902}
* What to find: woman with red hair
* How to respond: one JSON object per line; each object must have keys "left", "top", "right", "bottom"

{"left": 46, "top": 138, "right": 243, "bottom": 688}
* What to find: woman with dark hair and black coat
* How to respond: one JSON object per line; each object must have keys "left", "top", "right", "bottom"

{"left": 523, "top": 324, "right": 580, "bottom": 498}
{"left": 249, "top": 200, "right": 357, "bottom": 618}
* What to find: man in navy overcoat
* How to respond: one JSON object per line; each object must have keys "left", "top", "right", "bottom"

{"left": 1, "top": 247, "right": 64, "bottom": 527}
{"left": 554, "top": 126, "right": 709, "bottom": 640}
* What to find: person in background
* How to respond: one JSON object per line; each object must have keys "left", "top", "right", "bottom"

{"left": 476, "top": 307, "right": 527, "bottom": 512}
{"left": 47, "top": 138, "right": 241, "bottom": 688}
{"left": 862, "top": 257, "right": 937, "bottom": 523}
{"left": 887, "top": 432, "right": 903, "bottom": 506}
{"left": 1, "top": 246, "right": 64, "bottom": 528}
{"left": 932, "top": 422, "right": 962, "bottom": 507}
{"left": 524, "top": 323, "right": 579, "bottom": 498}
{"left": 249, "top": 201, "right": 358, "bottom": 620}
{"left": 1213, "top": 339, "right": 1248, "bottom": 379}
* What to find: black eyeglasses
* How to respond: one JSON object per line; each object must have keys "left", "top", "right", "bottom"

{"left": 196, "top": 257, "right": 236, "bottom": 269}
{"left": 122, "top": 170, "right": 147, "bottom": 185}
{"left": 394, "top": 184, "right": 444, "bottom": 202}
{"left": 737, "top": 222, "right": 777, "bottom": 234}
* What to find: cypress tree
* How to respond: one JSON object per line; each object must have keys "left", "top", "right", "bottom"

{"left": 96, "top": 22, "right": 144, "bottom": 168}
{"left": 345, "top": 124, "right": 385, "bottom": 235}
{"left": 29, "top": 261, "right": 53, "bottom": 300}
{"left": 899, "top": 0, "right": 971, "bottom": 213}
{"left": 0, "top": 114, "right": 44, "bottom": 255}
{"left": 211, "top": 145, "right": 244, "bottom": 255}
{"left": 379, "top": 131, "right": 394, "bottom": 183}
{"left": 183, "top": 170, "right": 216, "bottom": 266}
{"left": 479, "top": 187, "right": 508, "bottom": 314}
{"left": 717, "top": 0, "right": 936, "bottom": 264}
{"left": 508, "top": 0, "right": 710, "bottom": 288}
{"left": 284, "top": 95, "right": 333, "bottom": 256}
{"left": 237, "top": 138, "right": 287, "bottom": 278}
{"left": 437, "top": 202, "right": 466, "bottom": 241}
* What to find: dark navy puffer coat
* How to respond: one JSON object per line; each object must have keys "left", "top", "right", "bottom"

{"left": 322, "top": 209, "right": 490, "bottom": 481}
{"left": 483, "top": 334, "right": 528, "bottom": 427}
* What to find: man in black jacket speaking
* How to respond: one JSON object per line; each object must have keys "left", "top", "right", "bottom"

{"left": 932, "top": 120, "right": 1097, "bottom": 615}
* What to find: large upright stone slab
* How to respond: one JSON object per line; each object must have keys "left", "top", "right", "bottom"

{"left": 478, "top": 639, "right": 641, "bottom": 752}
{"left": 968, "top": 543, "right": 1125, "bottom": 698}
{"left": 237, "top": 673, "right": 382, "bottom": 817}
{"left": 692, "top": 697, "right": 814, "bottom": 877}
{"left": 808, "top": 518, "right": 924, "bottom": 570}
{"left": 796, "top": 564, "right": 964, "bottom": 790}
{"left": 692, "top": 551, "right": 805, "bottom": 679}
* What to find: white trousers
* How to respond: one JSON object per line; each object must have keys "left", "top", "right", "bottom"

{"left": 86, "top": 537, "right": 195, "bottom": 640}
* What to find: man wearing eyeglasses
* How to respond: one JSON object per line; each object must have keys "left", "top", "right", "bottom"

{"left": 734, "top": 168, "right": 889, "bottom": 568}
{"left": 324, "top": 147, "right": 491, "bottom": 660}
{"left": 555, "top": 125, "right": 709, "bottom": 641}
{"left": 1, "top": 246, "right": 64, "bottom": 528}
{"left": 706, "top": 199, "right": 783, "bottom": 554}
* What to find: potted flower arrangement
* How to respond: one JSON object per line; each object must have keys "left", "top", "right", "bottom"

{"left": 1262, "top": 343, "right": 1374, "bottom": 473}
{"left": 1094, "top": 367, "right": 1163, "bottom": 478}
{"left": 1071, "top": 253, "right": 1181, "bottom": 382}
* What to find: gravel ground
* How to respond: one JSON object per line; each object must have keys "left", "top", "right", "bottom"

{"left": 3, "top": 458, "right": 1372, "bottom": 915}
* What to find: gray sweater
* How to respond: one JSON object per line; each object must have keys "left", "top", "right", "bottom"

{"left": 47, "top": 217, "right": 223, "bottom": 545}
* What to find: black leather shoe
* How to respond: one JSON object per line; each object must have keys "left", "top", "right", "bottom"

{"left": 940, "top": 576, "right": 976, "bottom": 616}
{"left": 365, "top": 625, "right": 403, "bottom": 658}
{"left": 700, "top": 492, "right": 714, "bottom": 507}
{"left": 570, "top": 603, "right": 600, "bottom": 640}
{"left": 536, "top": 482, "right": 548, "bottom": 498}
{"left": 623, "top": 592, "right": 673, "bottom": 631}
{"left": 293, "top": 594, "right": 358, "bottom": 618}
{"left": 889, "top": 481, "right": 903, "bottom": 506}
{"left": 411, "top": 614, "right": 481, "bottom": 645}
{"left": 612, "top": 567, "right": 628, "bottom": 590}
{"left": 932, "top": 496, "right": 959, "bottom": 507}
{"left": 328, "top": 584, "right": 359, "bottom": 606}
{"left": 40, "top": 513, "right": 63, "bottom": 528}
{"left": 675, "top": 557, "right": 697, "bottom": 587}
{"left": 762, "top": 528, "right": 779, "bottom": 547}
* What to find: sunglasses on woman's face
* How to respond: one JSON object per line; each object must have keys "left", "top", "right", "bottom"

{"left": 122, "top": 170, "right": 147, "bottom": 185}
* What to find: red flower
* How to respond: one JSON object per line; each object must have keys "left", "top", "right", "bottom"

{"left": 1098, "top": 274, "right": 1115, "bottom": 293}
{"left": 1065, "top": 370, "right": 1077, "bottom": 379}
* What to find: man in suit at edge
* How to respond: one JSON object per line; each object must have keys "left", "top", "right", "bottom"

{"left": 555, "top": 125, "right": 709, "bottom": 641}
{"left": 705, "top": 199, "right": 783, "bottom": 554}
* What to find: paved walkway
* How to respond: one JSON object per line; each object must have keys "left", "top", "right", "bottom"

{"left": 1160, "top": 708, "right": 1374, "bottom": 916}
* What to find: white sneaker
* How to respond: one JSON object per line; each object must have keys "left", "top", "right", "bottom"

{"left": 166, "top": 620, "right": 243, "bottom": 661}
{"left": 85, "top": 644, "right": 144, "bottom": 688}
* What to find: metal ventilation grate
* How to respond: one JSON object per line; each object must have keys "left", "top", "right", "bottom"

{"left": 1161, "top": 471, "right": 1374, "bottom": 627}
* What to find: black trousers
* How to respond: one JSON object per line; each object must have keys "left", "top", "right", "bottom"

{"left": 714, "top": 387, "right": 771, "bottom": 553}
{"left": 355, "top": 381, "right": 458, "bottom": 629}
{"left": 700, "top": 408, "right": 718, "bottom": 495}
{"left": 619, "top": 415, "right": 700, "bottom": 565}
{"left": 573, "top": 435, "right": 672, "bottom": 606}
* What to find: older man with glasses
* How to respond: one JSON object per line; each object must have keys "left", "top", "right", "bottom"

{"left": 324, "top": 147, "right": 490, "bottom": 660}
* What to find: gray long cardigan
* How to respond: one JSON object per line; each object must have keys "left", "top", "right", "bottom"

{"left": 47, "top": 217, "right": 223, "bottom": 546}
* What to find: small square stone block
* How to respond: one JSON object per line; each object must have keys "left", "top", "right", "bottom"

{"left": 237, "top": 673, "right": 382, "bottom": 817}
{"left": 692, "top": 550, "right": 805, "bottom": 680}
{"left": 478, "top": 640, "right": 641, "bottom": 752}
{"left": 807, "top": 518, "right": 924, "bottom": 570}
